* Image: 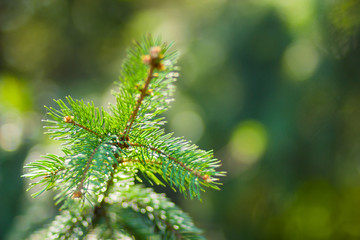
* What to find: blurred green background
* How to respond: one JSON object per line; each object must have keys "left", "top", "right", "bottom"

{"left": 1, "top": 0, "right": 360, "bottom": 239}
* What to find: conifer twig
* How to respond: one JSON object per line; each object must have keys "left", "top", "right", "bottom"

{"left": 73, "top": 145, "right": 100, "bottom": 198}
{"left": 123, "top": 46, "right": 163, "bottom": 137}
{"left": 130, "top": 143, "right": 211, "bottom": 182}
{"left": 64, "top": 116, "right": 103, "bottom": 139}
{"left": 118, "top": 158, "right": 163, "bottom": 166}
{"left": 44, "top": 169, "right": 64, "bottom": 179}
{"left": 91, "top": 164, "right": 116, "bottom": 236}
{"left": 123, "top": 65, "right": 154, "bottom": 137}
{"left": 122, "top": 196, "right": 183, "bottom": 239}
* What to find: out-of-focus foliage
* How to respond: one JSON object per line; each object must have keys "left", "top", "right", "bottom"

{"left": 1, "top": 0, "right": 360, "bottom": 239}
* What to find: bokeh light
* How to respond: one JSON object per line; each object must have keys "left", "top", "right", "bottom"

{"left": 282, "top": 39, "right": 320, "bottom": 81}
{"left": 229, "top": 120, "right": 267, "bottom": 166}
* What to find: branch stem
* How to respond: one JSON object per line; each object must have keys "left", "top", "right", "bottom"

{"left": 123, "top": 63, "right": 155, "bottom": 137}
{"left": 91, "top": 168, "right": 116, "bottom": 234}
{"left": 74, "top": 145, "right": 100, "bottom": 197}
{"left": 118, "top": 158, "right": 162, "bottom": 166}
{"left": 129, "top": 143, "right": 209, "bottom": 181}
{"left": 65, "top": 118, "right": 103, "bottom": 139}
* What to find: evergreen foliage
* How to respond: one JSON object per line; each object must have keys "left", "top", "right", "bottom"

{"left": 23, "top": 35, "right": 225, "bottom": 239}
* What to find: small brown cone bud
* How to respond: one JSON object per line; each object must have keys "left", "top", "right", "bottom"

{"left": 203, "top": 174, "right": 212, "bottom": 183}
{"left": 64, "top": 116, "right": 74, "bottom": 123}
{"left": 72, "top": 191, "right": 82, "bottom": 199}
{"left": 156, "top": 63, "right": 166, "bottom": 71}
{"left": 142, "top": 55, "right": 151, "bottom": 65}
{"left": 150, "top": 46, "right": 162, "bottom": 59}
{"left": 144, "top": 89, "right": 153, "bottom": 96}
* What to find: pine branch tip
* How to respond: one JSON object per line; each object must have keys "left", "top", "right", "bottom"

{"left": 142, "top": 46, "right": 166, "bottom": 70}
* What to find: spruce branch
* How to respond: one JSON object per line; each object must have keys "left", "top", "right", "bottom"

{"left": 23, "top": 154, "right": 65, "bottom": 197}
{"left": 23, "top": 35, "right": 225, "bottom": 239}
{"left": 106, "top": 184, "right": 205, "bottom": 239}
{"left": 46, "top": 207, "right": 94, "bottom": 239}
{"left": 123, "top": 45, "right": 162, "bottom": 137}
{"left": 63, "top": 116, "right": 103, "bottom": 139}
{"left": 73, "top": 144, "right": 101, "bottom": 199}
{"left": 127, "top": 128, "right": 225, "bottom": 198}
{"left": 130, "top": 142, "right": 211, "bottom": 182}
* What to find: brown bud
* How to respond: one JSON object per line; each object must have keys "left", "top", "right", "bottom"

{"left": 142, "top": 55, "right": 151, "bottom": 65}
{"left": 64, "top": 116, "right": 74, "bottom": 123}
{"left": 72, "top": 191, "right": 82, "bottom": 199}
{"left": 150, "top": 46, "right": 162, "bottom": 59}
{"left": 156, "top": 63, "right": 166, "bottom": 71}
{"left": 145, "top": 89, "right": 153, "bottom": 96}
{"left": 203, "top": 174, "right": 212, "bottom": 183}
